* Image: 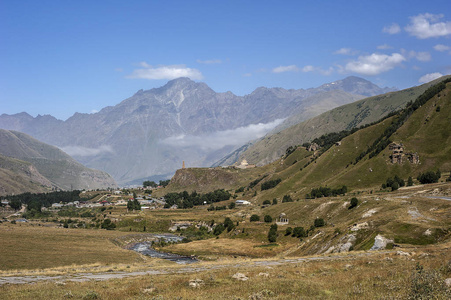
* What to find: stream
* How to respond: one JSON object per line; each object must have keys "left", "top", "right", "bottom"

{"left": 130, "top": 234, "right": 198, "bottom": 264}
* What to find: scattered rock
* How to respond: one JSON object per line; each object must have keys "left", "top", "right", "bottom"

{"left": 189, "top": 279, "right": 204, "bottom": 288}
{"left": 423, "top": 229, "right": 432, "bottom": 236}
{"left": 418, "top": 253, "right": 430, "bottom": 259}
{"left": 396, "top": 251, "right": 411, "bottom": 257}
{"left": 445, "top": 278, "right": 451, "bottom": 287}
{"left": 55, "top": 281, "right": 66, "bottom": 286}
{"left": 325, "top": 234, "right": 356, "bottom": 253}
{"left": 344, "top": 264, "right": 353, "bottom": 270}
{"left": 384, "top": 257, "right": 394, "bottom": 262}
{"left": 232, "top": 273, "right": 249, "bottom": 281}
{"left": 362, "top": 209, "right": 378, "bottom": 218}
{"left": 258, "top": 272, "right": 269, "bottom": 277}
{"left": 351, "top": 222, "right": 369, "bottom": 232}
{"left": 142, "top": 287, "right": 156, "bottom": 293}
{"left": 370, "top": 234, "right": 394, "bottom": 250}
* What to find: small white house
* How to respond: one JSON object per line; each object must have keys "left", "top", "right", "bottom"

{"left": 236, "top": 200, "right": 251, "bottom": 205}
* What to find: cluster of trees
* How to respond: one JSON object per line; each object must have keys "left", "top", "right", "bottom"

{"left": 127, "top": 199, "right": 141, "bottom": 211}
{"left": 248, "top": 175, "right": 268, "bottom": 189}
{"left": 163, "top": 189, "right": 231, "bottom": 209}
{"left": 382, "top": 175, "right": 405, "bottom": 191}
{"left": 285, "top": 218, "right": 325, "bottom": 239}
{"left": 213, "top": 217, "right": 236, "bottom": 235}
{"left": 306, "top": 186, "right": 347, "bottom": 199}
{"left": 284, "top": 146, "right": 297, "bottom": 158}
{"left": 417, "top": 170, "right": 441, "bottom": 184}
{"left": 261, "top": 178, "right": 282, "bottom": 191}
{"left": 4, "top": 190, "right": 82, "bottom": 211}
{"left": 101, "top": 218, "right": 116, "bottom": 230}
{"left": 143, "top": 179, "right": 170, "bottom": 188}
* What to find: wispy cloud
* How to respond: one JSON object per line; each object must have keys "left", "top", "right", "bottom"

{"left": 345, "top": 53, "right": 405, "bottom": 75}
{"left": 242, "top": 73, "right": 252, "bottom": 77}
{"left": 405, "top": 13, "right": 451, "bottom": 39}
{"left": 302, "top": 65, "right": 334, "bottom": 76}
{"left": 160, "top": 119, "right": 284, "bottom": 151}
{"left": 196, "top": 59, "right": 222, "bottom": 64}
{"left": 418, "top": 72, "right": 443, "bottom": 83}
{"left": 383, "top": 23, "right": 401, "bottom": 34}
{"left": 272, "top": 65, "right": 299, "bottom": 73}
{"left": 334, "top": 48, "right": 358, "bottom": 55}
{"left": 434, "top": 44, "right": 450, "bottom": 52}
{"left": 61, "top": 145, "right": 114, "bottom": 157}
{"left": 377, "top": 44, "right": 392, "bottom": 50}
{"left": 127, "top": 63, "right": 203, "bottom": 80}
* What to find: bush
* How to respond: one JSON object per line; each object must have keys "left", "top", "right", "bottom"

{"left": 409, "top": 263, "right": 450, "bottom": 299}
{"left": 268, "top": 224, "right": 278, "bottom": 243}
{"left": 250, "top": 214, "right": 260, "bottom": 222}
{"left": 292, "top": 226, "right": 306, "bottom": 238}
{"left": 407, "top": 176, "right": 414, "bottom": 186}
{"left": 101, "top": 219, "right": 116, "bottom": 230}
{"left": 314, "top": 218, "right": 325, "bottom": 228}
{"left": 264, "top": 215, "right": 273, "bottom": 223}
{"left": 228, "top": 202, "right": 236, "bottom": 209}
{"left": 262, "top": 200, "right": 271, "bottom": 205}
{"left": 285, "top": 227, "right": 293, "bottom": 236}
{"left": 272, "top": 198, "right": 278, "bottom": 205}
{"left": 213, "top": 224, "right": 225, "bottom": 235}
{"left": 348, "top": 197, "right": 358, "bottom": 209}
{"left": 261, "top": 178, "right": 282, "bottom": 191}
{"left": 282, "top": 195, "right": 293, "bottom": 203}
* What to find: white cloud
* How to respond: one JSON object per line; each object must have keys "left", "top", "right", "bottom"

{"left": 383, "top": 23, "right": 401, "bottom": 34}
{"left": 414, "top": 51, "right": 431, "bottom": 62}
{"left": 90, "top": 109, "right": 99, "bottom": 114}
{"left": 242, "top": 73, "right": 252, "bottom": 77}
{"left": 405, "top": 13, "right": 451, "bottom": 39}
{"left": 127, "top": 63, "right": 203, "bottom": 80}
{"left": 377, "top": 44, "right": 392, "bottom": 50}
{"left": 160, "top": 119, "right": 284, "bottom": 151}
{"left": 434, "top": 44, "right": 450, "bottom": 52}
{"left": 334, "top": 48, "right": 358, "bottom": 55}
{"left": 61, "top": 145, "right": 114, "bottom": 157}
{"left": 272, "top": 65, "right": 299, "bottom": 73}
{"left": 196, "top": 59, "right": 222, "bottom": 64}
{"left": 345, "top": 53, "right": 406, "bottom": 75}
{"left": 302, "top": 65, "right": 333, "bottom": 76}
{"left": 418, "top": 72, "right": 443, "bottom": 83}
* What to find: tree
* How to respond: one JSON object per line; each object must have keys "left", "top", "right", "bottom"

{"left": 224, "top": 217, "right": 235, "bottom": 232}
{"left": 292, "top": 227, "right": 306, "bottom": 238}
{"left": 348, "top": 197, "right": 358, "bottom": 209}
{"left": 268, "top": 224, "right": 278, "bottom": 243}
{"left": 228, "top": 202, "right": 236, "bottom": 209}
{"left": 9, "top": 199, "right": 22, "bottom": 211}
{"left": 417, "top": 170, "right": 441, "bottom": 184}
{"left": 264, "top": 215, "right": 273, "bottom": 223}
{"left": 262, "top": 200, "right": 271, "bottom": 205}
{"left": 101, "top": 219, "right": 116, "bottom": 230}
{"left": 213, "top": 224, "right": 225, "bottom": 236}
{"left": 250, "top": 214, "right": 260, "bottom": 222}
{"left": 282, "top": 195, "right": 293, "bottom": 203}
{"left": 407, "top": 176, "right": 414, "bottom": 186}
{"left": 314, "top": 218, "right": 325, "bottom": 227}
{"left": 143, "top": 180, "right": 157, "bottom": 188}
{"left": 272, "top": 198, "right": 278, "bottom": 205}
{"left": 285, "top": 227, "right": 293, "bottom": 236}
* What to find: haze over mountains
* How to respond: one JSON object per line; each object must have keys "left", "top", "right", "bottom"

{"left": 0, "top": 76, "right": 395, "bottom": 185}
{"left": 0, "top": 129, "right": 116, "bottom": 195}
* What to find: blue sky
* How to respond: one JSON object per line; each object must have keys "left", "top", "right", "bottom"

{"left": 1, "top": 0, "right": 451, "bottom": 120}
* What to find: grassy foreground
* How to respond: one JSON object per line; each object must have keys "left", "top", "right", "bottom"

{"left": 0, "top": 225, "right": 143, "bottom": 270}
{"left": 0, "top": 243, "right": 450, "bottom": 299}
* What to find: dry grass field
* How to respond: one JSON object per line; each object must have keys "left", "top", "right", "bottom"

{"left": 0, "top": 225, "right": 143, "bottom": 270}
{"left": 0, "top": 242, "right": 450, "bottom": 299}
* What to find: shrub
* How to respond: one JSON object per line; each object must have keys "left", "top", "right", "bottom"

{"left": 285, "top": 227, "right": 293, "bottom": 236}
{"left": 264, "top": 215, "right": 273, "bottom": 223}
{"left": 261, "top": 178, "right": 282, "bottom": 191}
{"left": 213, "top": 224, "right": 225, "bottom": 235}
{"left": 348, "top": 197, "right": 358, "bottom": 209}
{"left": 314, "top": 218, "right": 325, "bottom": 227}
{"left": 282, "top": 195, "right": 293, "bottom": 203}
{"left": 292, "top": 226, "right": 306, "bottom": 238}
{"left": 250, "top": 214, "right": 260, "bottom": 222}
{"left": 407, "top": 176, "right": 414, "bottom": 186}
{"left": 272, "top": 198, "right": 278, "bottom": 205}
{"left": 268, "top": 224, "right": 278, "bottom": 243}
{"left": 262, "top": 200, "right": 271, "bottom": 205}
{"left": 228, "top": 202, "right": 236, "bottom": 209}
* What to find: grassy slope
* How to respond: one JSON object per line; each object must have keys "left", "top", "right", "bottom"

{"left": 241, "top": 76, "right": 450, "bottom": 167}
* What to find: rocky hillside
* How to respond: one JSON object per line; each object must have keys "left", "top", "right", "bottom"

{"left": 0, "top": 130, "right": 117, "bottom": 195}
{"left": 0, "top": 77, "right": 392, "bottom": 184}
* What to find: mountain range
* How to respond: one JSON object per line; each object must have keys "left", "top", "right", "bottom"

{"left": 0, "top": 129, "right": 116, "bottom": 195}
{"left": 0, "top": 76, "right": 395, "bottom": 185}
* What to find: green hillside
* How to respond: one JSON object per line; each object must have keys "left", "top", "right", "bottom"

{"left": 239, "top": 76, "right": 451, "bottom": 167}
